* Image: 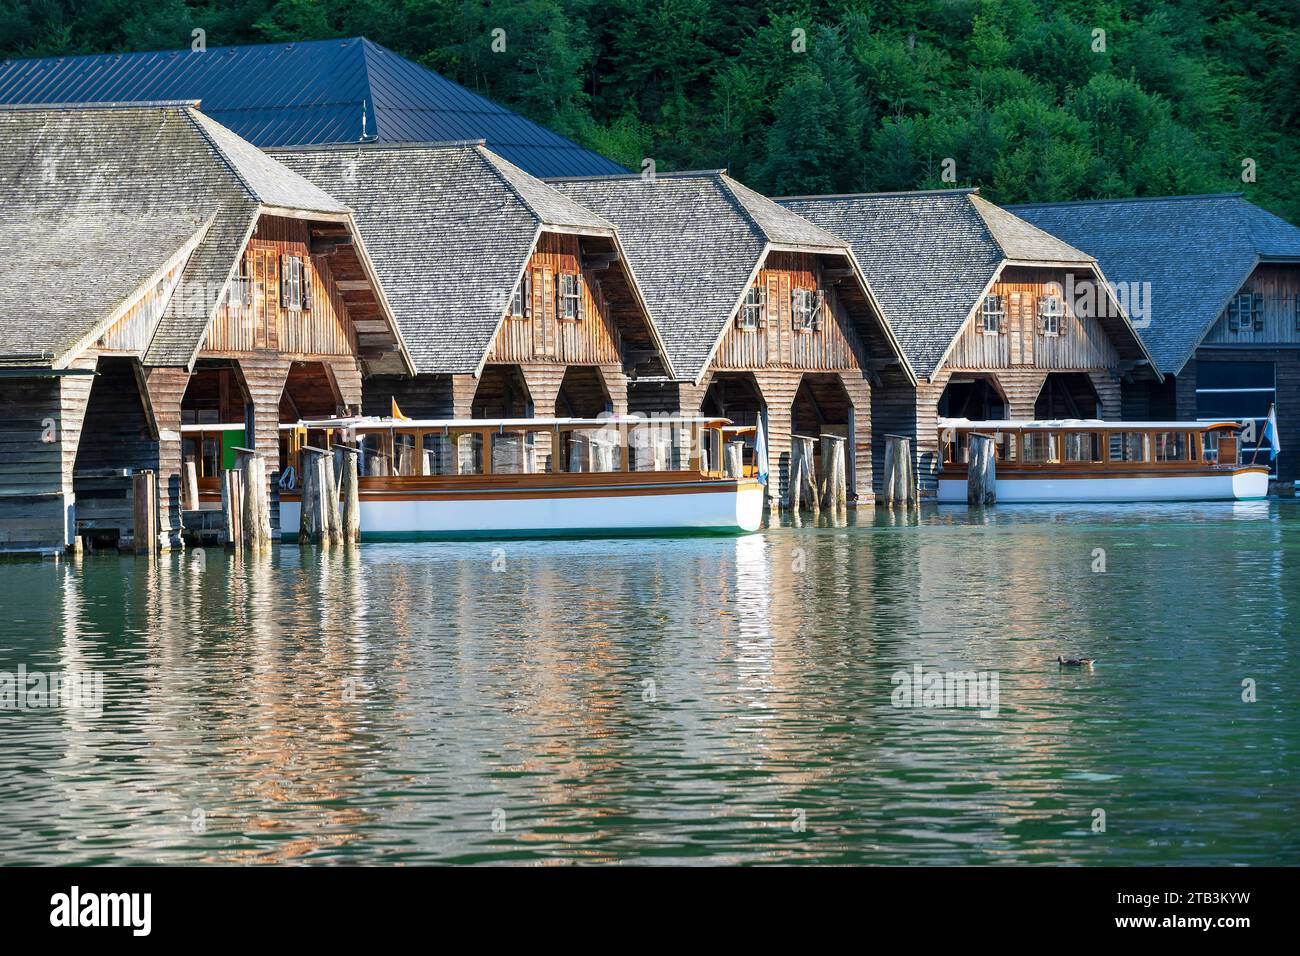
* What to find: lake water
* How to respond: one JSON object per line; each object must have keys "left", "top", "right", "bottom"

{"left": 1, "top": 501, "right": 1297, "bottom": 865}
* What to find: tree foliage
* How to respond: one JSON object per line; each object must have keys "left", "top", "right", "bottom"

{"left": 2, "top": 0, "right": 1295, "bottom": 219}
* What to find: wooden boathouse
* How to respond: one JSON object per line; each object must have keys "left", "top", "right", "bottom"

{"left": 781, "top": 189, "right": 1160, "bottom": 496}
{"left": 1012, "top": 194, "right": 1300, "bottom": 495}
{"left": 549, "top": 171, "right": 914, "bottom": 506}
{"left": 273, "top": 141, "right": 671, "bottom": 473}
{"left": 0, "top": 102, "right": 408, "bottom": 554}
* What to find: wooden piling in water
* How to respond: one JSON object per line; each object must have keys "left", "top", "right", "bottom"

{"left": 321, "top": 448, "right": 342, "bottom": 543}
{"left": 819, "top": 435, "right": 847, "bottom": 512}
{"left": 883, "top": 435, "right": 916, "bottom": 506}
{"left": 182, "top": 459, "right": 199, "bottom": 512}
{"left": 220, "top": 467, "right": 243, "bottom": 548}
{"left": 132, "top": 469, "right": 157, "bottom": 554}
{"left": 338, "top": 445, "right": 361, "bottom": 544}
{"left": 967, "top": 433, "right": 997, "bottom": 506}
{"left": 791, "top": 435, "right": 819, "bottom": 514}
{"left": 237, "top": 450, "right": 269, "bottom": 551}
{"left": 724, "top": 440, "right": 744, "bottom": 478}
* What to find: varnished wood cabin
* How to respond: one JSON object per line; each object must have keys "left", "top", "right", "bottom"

{"left": 273, "top": 141, "right": 671, "bottom": 471}
{"left": 1013, "top": 194, "right": 1300, "bottom": 494}
{"left": 0, "top": 102, "right": 408, "bottom": 553}
{"left": 782, "top": 189, "right": 1160, "bottom": 496}
{"left": 550, "top": 171, "right": 914, "bottom": 506}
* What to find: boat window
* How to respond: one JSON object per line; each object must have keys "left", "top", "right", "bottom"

{"left": 1108, "top": 432, "right": 1147, "bottom": 462}
{"left": 1153, "top": 432, "right": 1186, "bottom": 462}
{"left": 393, "top": 432, "right": 418, "bottom": 476}
{"left": 451, "top": 433, "right": 483, "bottom": 475}
{"left": 491, "top": 431, "right": 528, "bottom": 474}
{"left": 421, "top": 433, "right": 455, "bottom": 475}
{"left": 1062, "top": 432, "right": 1102, "bottom": 463}
{"left": 1021, "top": 432, "right": 1058, "bottom": 463}
{"left": 995, "top": 433, "right": 1016, "bottom": 462}
{"left": 357, "top": 433, "right": 389, "bottom": 476}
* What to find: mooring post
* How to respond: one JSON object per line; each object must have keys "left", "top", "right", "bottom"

{"left": 182, "top": 459, "right": 200, "bottom": 513}
{"left": 220, "top": 467, "right": 243, "bottom": 548}
{"left": 337, "top": 445, "right": 361, "bottom": 544}
{"left": 967, "top": 432, "right": 997, "bottom": 506}
{"left": 320, "top": 447, "right": 342, "bottom": 544}
{"left": 791, "top": 435, "right": 818, "bottom": 514}
{"left": 819, "top": 435, "right": 847, "bottom": 512}
{"left": 883, "top": 434, "right": 915, "bottom": 506}
{"left": 724, "top": 440, "right": 744, "bottom": 478}
{"left": 132, "top": 469, "right": 158, "bottom": 555}
{"left": 237, "top": 450, "right": 268, "bottom": 551}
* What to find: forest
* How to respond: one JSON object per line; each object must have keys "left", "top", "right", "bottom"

{"left": 2, "top": 0, "right": 1297, "bottom": 219}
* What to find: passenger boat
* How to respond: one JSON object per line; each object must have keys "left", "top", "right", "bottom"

{"left": 936, "top": 418, "right": 1269, "bottom": 503}
{"left": 268, "top": 415, "right": 764, "bottom": 539}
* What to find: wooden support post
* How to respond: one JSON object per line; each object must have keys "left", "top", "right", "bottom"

{"left": 724, "top": 440, "right": 744, "bottom": 478}
{"left": 967, "top": 433, "right": 997, "bottom": 506}
{"left": 820, "top": 435, "right": 847, "bottom": 512}
{"left": 883, "top": 435, "right": 916, "bottom": 506}
{"left": 132, "top": 470, "right": 157, "bottom": 554}
{"left": 338, "top": 446, "right": 361, "bottom": 544}
{"left": 321, "top": 448, "right": 341, "bottom": 543}
{"left": 239, "top": 451, "right": 269, "bottom": 551}
{"left": 182, "top": 459, "right": 200, "bottom": 513}
{"left": 298, "top": 449, "right": 321, "bottom": 544}
{"left": 220, "top": 467, "right": 243, "bottom": 548}
{"left": 791, "top": 435, "right": 819, "bottom": 514}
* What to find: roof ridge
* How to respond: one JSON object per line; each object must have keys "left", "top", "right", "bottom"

{"left": 0, "top": 37, "right": 365, "bottom": 67}
{"left": 357, "top": 38, "right": 379, "bottom": 142}
{"left": 0, "top": 99, "right": 200, "bottom": 111}
{"left": 1010, "top": 192, "right": 1244, "bottom": 209}
{"left": 266, "top": 138, "right": 487, "bottom": 154}
{"left": 713, "top": 173, "right": 783, "bottom": 246}
{"left": 546, "top": 169, "right": 727, "bottom": 183}
{"left": 470, "top": 144, "right": 544, "bottom": 225}
{"left": 180, "top": 106, "right": 259, "bottom": 203}
{"left": 776, "top": 187, "right": 979, "bottom": 201}
{"left": 963, "top": 193, "right": 1006, "bottom": 260}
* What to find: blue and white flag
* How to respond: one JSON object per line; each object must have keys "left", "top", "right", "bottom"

{"left": 1263, "top": 404, "right": 1281, "bottom": 460}
{"left": 755, "top": 416, "right": 769, "bottom": 485}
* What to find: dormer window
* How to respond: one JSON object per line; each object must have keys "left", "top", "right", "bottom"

{"left": 738, "top": 285, "right": 766, "bottom": 330}
{"left": 792, "top": 288, "right": 823, "bottom": 331}
{"left": 559, "top": 273, "right": 582, "bottom": 321}
{"left": 280, "top": 255, "right": 310, "bottom": 311}
{"left": 510, "top": 271, "right": 532, "bottom": 319}
{"left": 1226, "top": 292, "right": 1262, "bottom": 332}
{"left": 1038, "top": 294, "right": 1064, "bottom": 335}
{"left": 982, "top": 295, "right": 1004, "bottom": 334}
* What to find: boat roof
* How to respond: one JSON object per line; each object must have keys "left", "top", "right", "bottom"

{"left": 938, "top": 417, "right": 1243, "bottom": 432}
{"left": 285, "top": 414, "right": 734, "bottom": 430}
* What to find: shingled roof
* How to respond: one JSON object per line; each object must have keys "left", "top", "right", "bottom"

{"left": 780, "top": 188, "right": 1152, "bottom": 379}
{"left": 0, "top": 101, "right": 394, "bottom": 369}
{"left": 273, "top": 141, "right": 666, "bottom": 376}
{"left": 1010, "top": 194, "right": 1300, "bottom": 375}
{"left": 0, "top": 38, "right": 623, "bottom": 178}
{"left": 549, "top": 170, "right": 912, "bottom": 384}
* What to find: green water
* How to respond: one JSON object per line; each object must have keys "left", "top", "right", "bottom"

{"left": 1, "top": 501, "right": 1297, "bottom": 865}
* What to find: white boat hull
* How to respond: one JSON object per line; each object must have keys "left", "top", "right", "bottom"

{"left": 280, "top": 481, "right": 764, "bottom": 539}
{"left": 937, "top": 469, "right": 1269, "bottom": 503}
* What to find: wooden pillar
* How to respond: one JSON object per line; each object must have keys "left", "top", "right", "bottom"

{"left": 967, "top": 433, "right": 997, "bottom": 506}
{"left": 142, "top": 366, "right": 191, "bottom": 550}
{"left": 790, "top": 435, "right": 819, "bottom": 514}
{"left": 519, "top": 364, "right": 563, "bottom": 472}
{"left": 339, "top": 445, "right": 361, "bottom": 543}
{"left": 840, "top": 373, "right": 872, "bottom": 503}
{"left": 762, "top": 390, "right": 792, "bottom": 508}
{"left": 131, "top": 470, "right": 158, "bottom": 554}
{"left": 450, "top": 374, "right": 478, "bottom": 419}
{"left": 182, "top": 459, "right": 199, "bottom": 512}
{"left": 235, "top": 358, "right": 292, "bottom": 538}
{"left": 597, "top": 364, "right": 629, "bottom": 415}
{"left": 819, "top": 435, "right": 848, "bottom": 511}
{"left": 220, "top": 467, "right": 244, "bottom": 548}
{"left": 883, "top": 435, "right": 917, "bottom": 505}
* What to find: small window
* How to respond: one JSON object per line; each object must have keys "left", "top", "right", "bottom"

{"left": 1062, "top": 432, "right": 1101, "bottom": 462}
{"left": 280, "top": 255, "right": 309, "bottom": 311}
{"left": 559, "top": 273, "right": 582, "bottom": 320}
{"left": 792, "top": 288, "right": 823, "bottom": 331}
{"left": 738, "top": 285, "right": 766, "bottom": 330}
{"left": 1226, "top": 292, "right": 1261, "bottom": 332}
{"left": 228, "top": 255, "right": 252, "bottom": 309}
{"left": 1021, "top": 432, "right": 1059, "bottom": 463}
{"left": 982, "top": 295, "right": 1004, "bottom": 334}
{"left": 510, "top": 271, "right": 532, "bottom": 319}
{"left": 1038, "top": 295, "right": 1064, "bottom": 335}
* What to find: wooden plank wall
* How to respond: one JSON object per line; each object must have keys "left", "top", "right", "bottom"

{"left": 712, "top": 252, "right": 868, "bottom": 372}
{"left": 97, "top": 259, "right": 188, "bottom": 354}
{"left": 486, "top": 233, "right": 624, "bottom": 366}
{"left": 203, "top": 216, "right": 358, "bottom": 357}
{"left": 72, "top": 358, "right": 157, "bottom": 538}
{"left": 1201, "top": 264, "right": 1300, "bottom": 346}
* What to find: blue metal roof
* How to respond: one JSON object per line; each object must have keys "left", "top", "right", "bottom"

{"left": 0, "top": 37, "right": 625, "bottom": 178}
